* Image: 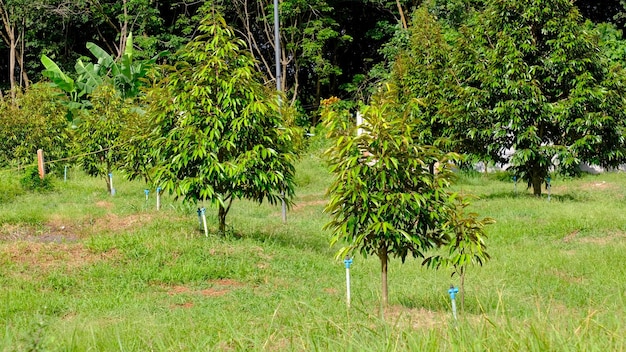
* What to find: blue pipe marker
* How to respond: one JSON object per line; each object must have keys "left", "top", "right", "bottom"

{"left": 144, "top": 189, "right": 149, "bottom": 200}
{"left": 513, "top": 175, "right": 518, "bottom": 194}
{"left": 197, "top": 208, "right": 203, "bottom": 229}
{"left": 344, "top": 256, "right": 353, "bottom": 308}
{"left": 156, "top": 186, "right": 162, "bottom": 210}
{"left": 448, "top": 285, "right": 459, "bottom": 320}
{"left": 200, "top": 207, "right": 208, "bottom": 237}
{"left": 546, "top": 176, "right": 552, "bottom": 202}
{"left": 108, "top": 173, "right": 115, "bottom": 196}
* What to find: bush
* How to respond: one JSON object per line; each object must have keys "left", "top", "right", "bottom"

{"left": 0, "top": 170, "right": 25, "bottom": 203}
{"left": 20, "top": 167, "right": 54, "bottom": 192}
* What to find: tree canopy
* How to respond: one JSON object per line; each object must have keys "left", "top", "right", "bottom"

{"left": 322, "top": 84, "right": 492, "bottom": 306}
{"left": 147, "top": 11, "right": 298, "bottom": 232}
{"left": 396, "top": 0, "right": 626, "bottom": 195}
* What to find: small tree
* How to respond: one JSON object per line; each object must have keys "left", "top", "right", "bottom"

{"left": 75, "top": 84, "right": 139, "bottom": 192}
{"left": 423, "top": 195, "right": 494, "bottom": 308}
{"left": 0, "top": 83, "right": 72, "bottom": 171}
{"left": 147, "top": 11, "right": 297, "bottom": 233}
{"left": 323, "top": 85, "right": 461, "bottom": 307}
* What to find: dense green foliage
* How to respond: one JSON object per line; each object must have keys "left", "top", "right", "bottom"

{"left": 147, "top": 12, "right": 298, "bottom": 232}
{"left": 0, "top": 83, "right": 71, "bottom": 171}
{"left": 395, "top": 1, "right": 626, "bottom": 195}
{"left": 74, "top": 85, "right": 141, "bottom": 192}
{"left": 322, "top": 85, "right": 492, "bottom": 305}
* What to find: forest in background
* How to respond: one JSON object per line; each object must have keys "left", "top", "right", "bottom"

{"left": 0, "top": 0, "right": 625, "bottom": 121}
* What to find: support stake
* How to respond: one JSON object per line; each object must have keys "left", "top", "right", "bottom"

{"left": 37, "top": 149, "right": 45, "bottom": 179}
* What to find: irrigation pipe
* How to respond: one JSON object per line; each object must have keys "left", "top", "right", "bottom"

{"left": 344, "top": 256, "right": 353, "bottom": 308}
{"left": 448, "top": 285, "right": 459, "bottom": 320}
{"left": 200, "top": 207, "right": 208, "bottom": 237}
{"left": 156, "top": 186, "right": 162, "bottom": 211}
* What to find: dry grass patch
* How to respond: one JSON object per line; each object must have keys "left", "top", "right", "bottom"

{"left": 1, "top": 242, "right": 119, "bottom": 271}
{"left": 383, "top": 306, "right": 449, "bottom": 329}
{"left": 163, "top": 278, "right": 246, "bottom": 298}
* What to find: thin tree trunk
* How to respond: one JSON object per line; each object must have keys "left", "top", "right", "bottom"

{"left": 118, "top": 0, "right": 128, "bottom": 59}
{"left": 105, "top": 160, "right": 112, "bottom": 193}
{"left": 218, "top": 204, "right": 226, "bottom": 233}
{"left": 378, "top": 246, "right": 389, "bottom": 307}
{"left": 460, "top": 269, "right": 465, "bottom": 310}
{"left": 0, "top": 1, "right": 16, "bottom": 100}
{"left": 18, "top": 18, "right": 27, "bottom": 88}
{"left": 8, "top": 25, "right": 15, "bottom": 100}
{"left": 396, "top": 0, "right": 407, "bottom": 30}
{"left": 531, "top": 174, "right": 542, "bottom": 196}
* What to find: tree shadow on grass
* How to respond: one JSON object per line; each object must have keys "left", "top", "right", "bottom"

{"left": 477, "top": 191, "right": 584, "bottom": 202}
{"left": 238, "top": 228, "right": 331, "bottom": 254}
{"left": 397, "top": 292, "right": 497, "bottom": 318}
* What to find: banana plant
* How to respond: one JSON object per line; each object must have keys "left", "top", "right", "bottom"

{"left": 41, "top": 33, "right": 162, "bottom": 122}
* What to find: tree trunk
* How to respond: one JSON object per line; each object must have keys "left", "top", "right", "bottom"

{"left": 460, "top": 269, "right": 465, "bottom": 310}
{"left": 105, "top": 161, "right": 112, "bottom": 193}
{"left": 531, "top": 174, "right": 542, "bottom": 196}
{"left": 8, "top": 26, "right": 15, "bottom": 100}
{"left": 218, "top": 203, "right": 227, "bottom": 233}
{"left": 378, "top": 246, "right": 389, "bottom": 307}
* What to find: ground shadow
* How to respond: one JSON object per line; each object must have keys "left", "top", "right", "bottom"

{"left": 477, "top": 191, "right": 582, "bottom": 202}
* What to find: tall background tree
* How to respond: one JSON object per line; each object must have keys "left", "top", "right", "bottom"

{"left": 393, "top": 0, "right": 626, "bottom": 195}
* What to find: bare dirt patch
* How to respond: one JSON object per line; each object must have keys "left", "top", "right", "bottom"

{"left": 291, "top": 200, "right": 327, "bottom": 212}
{"left": 562, "top": 230, "right": 579, "bottom": 243}
{"left": 95, "top": 201, "right": 114, "bottom": 209}
{"left": 1, "top": 242, "right": 119, "bottom": 271}
{"left": 171, "top": 302, "right": 195, "bottom": 309}
{"left": 561, "top": 230, "right": 626, "bottom": 246}
{"left": 323, "top": 287, "right": 338, "bottom": 295}
{"left": 580, "top": 181, "right": 615, "bottom": 190}
{"left": 90, "top": 213, "right": 154, "bottom": 233}
{"left": 164, "top": 278, "right": 245, "bottom": 298}
{"left": 0, "top": 212, "right": 153, "bottom": 243}
{"left": 0, "top": 222, "right": 82, "bottom": 243}
{"left": 384, "top": 306, "right": 447, "bottom": 329}
{"left": 577, "top": 231, "right": 626, "bottom": 245}
{"left": 549, "top": 269, "right": 585, "bottom": 284}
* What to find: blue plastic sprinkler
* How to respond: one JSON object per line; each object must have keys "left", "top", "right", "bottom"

{"left": 344, "top": 256, "right": 353, "bottom": 308}
{"left": 546, "top": 176, "right": 551, "bottom": 202}
{"left": 448, "top": 285, "right": 459, "bottom": 320}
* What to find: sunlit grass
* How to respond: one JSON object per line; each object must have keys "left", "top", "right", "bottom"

{"left": 1, "top": 153, "right": 626, "bottom": 350}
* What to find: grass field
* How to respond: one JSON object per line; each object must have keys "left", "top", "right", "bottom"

{"left": 1, "top": 149, "right": 626, "bottom": 351}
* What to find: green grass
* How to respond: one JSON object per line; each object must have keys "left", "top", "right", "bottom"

{"left": 1, "top": 155, "right": 626, "bottom": 351}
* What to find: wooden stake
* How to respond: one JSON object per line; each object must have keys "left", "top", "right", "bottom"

{"left": 37, "top": 149, "right": 45, "bottom": 179}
